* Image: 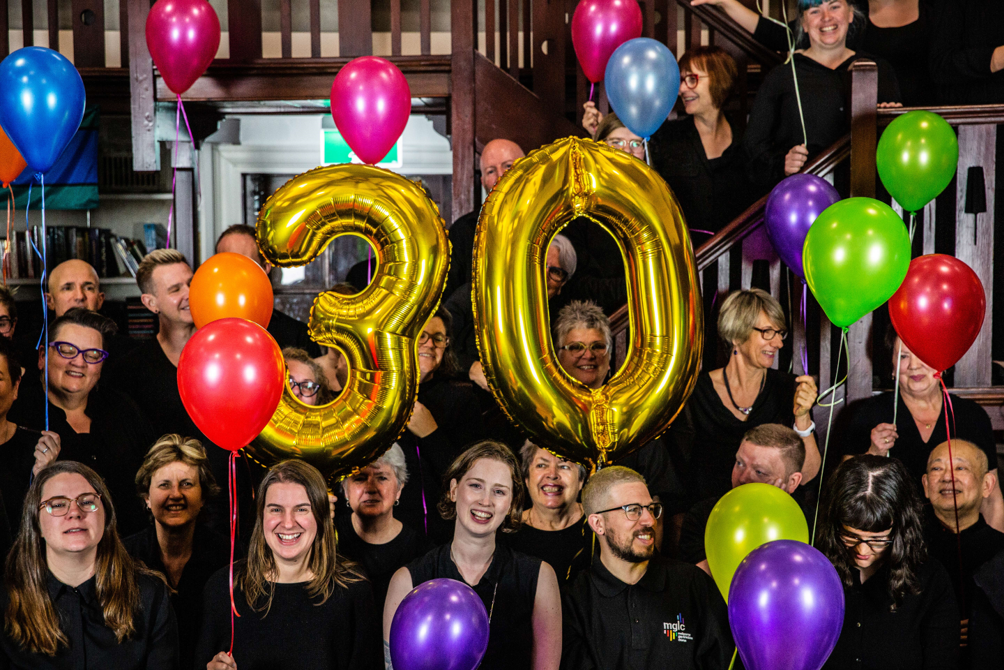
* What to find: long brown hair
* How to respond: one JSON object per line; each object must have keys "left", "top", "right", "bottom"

{"left": 5, "top": 461, "right": 158, "bottom": 655}
{"left": 239, "top": 460, "right": 361, "bottom": 615}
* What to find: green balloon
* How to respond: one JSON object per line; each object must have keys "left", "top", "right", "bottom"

{"left": 876, "top": 110, "right": 958, "bottom": 213}
{"left": 803, "top": 197, "right": 911, "bottom": 328}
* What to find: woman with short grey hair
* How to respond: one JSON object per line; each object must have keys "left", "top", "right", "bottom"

{"left": 336, "top": 444, "right": 432, "bottom": 608}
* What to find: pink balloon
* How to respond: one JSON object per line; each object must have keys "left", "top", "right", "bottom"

{"left": 571, "top": 0, "right": 643, "bottom": 84}
{"left": 146, "top": 0, "right": 221, "bottom": 95}
{"left": 330, "top": 57, "right": 411, "bottom": 165}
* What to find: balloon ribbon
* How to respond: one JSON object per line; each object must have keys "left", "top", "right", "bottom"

{"left": 228, "top": 450, "right": 241, "bottom": 656}
{"left": 727, "top": 647, "right": 737, "bottom": 670}
{"left": 758, "top": 0, "right": 808, "bottom": 147}
{"left": 934, "top": 371, "right": 965, "bottom": 614}
{"left": 589, "top": 82, "right": 595, "bottom": 103}
{"left": 3, "top": 185, "right": 12, "bottom": 283}
{"left": 414, "top": 442, "right": 429, "bottom": 534}
{"left": 811, "top": 327, "right": 848, "bottom": 543}
{"left": 166, "top": 94, "right": 200, "bottom": 249}
{"left": 26, "top": 176, "right": 50, "bottom": 434}
{"left": 891, "top": 339, "right": 903, "bottom": 433}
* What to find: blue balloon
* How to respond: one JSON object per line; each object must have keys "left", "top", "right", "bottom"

{"left": 0, "top": 47, "right": 85, "bottom": 174}
{"left": 603, "top": 38, "right": 679, "bottom": 139}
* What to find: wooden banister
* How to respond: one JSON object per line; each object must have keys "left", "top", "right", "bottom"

{"left": 680, "top": 0, "right": 784, "bottom": 68}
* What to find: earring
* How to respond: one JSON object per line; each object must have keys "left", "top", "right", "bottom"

{"left": 394, "top": 499, "right": 400, "bottom": 507}
{"left": 346, "top": 498, "right": 351, "bottom": 508}
{"left": 733, "top": 348, "right": 738, "bottom": 356}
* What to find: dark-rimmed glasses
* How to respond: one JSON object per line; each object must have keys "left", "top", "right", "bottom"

{"left": 547, "top": 266, "right": 569, "bottom": 283}
{"left": 418, "top": 332, "right": 450, "bottom": 348}
{"left": 559, "top": 341, "right": 608, "bottom": 357}
{"left": 751, "top": 326, "right": 788, "bottom": 341}
{"left": 40, "top": 493, "right": 102, "bottom": 516}
{"left": 49, "top": 341, "right": 109, "bottom": 364}
{"left": 289, "top": 378, "right": 322, "bottom": 398}
{"left": 595, "top": 502, "right": 663, "bottom": 521}
{"left": 0, "top": 316, "right": 15, "bottom": 335}
{"left": 682, "top": 73, "right": 701, "bottom": 89}
{"left": 840, "top": 532, "right": 893, "bottom": 552}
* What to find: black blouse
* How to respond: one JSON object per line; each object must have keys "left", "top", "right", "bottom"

{"left": 407, "top": 543, "right": 541, "bottom": 670}
{"left": 823, "top": 560, "right": 959, "bottom": 670}
{"left": 0, "top": 571, "right": 178, "bottom": 670}
{"left": 504, "top": 515, "right": 593, "bottom": 587}
{"left": 0, "top": 427, "right": 44, "bottom": 556}
{"left": 928, "top": 0, "right": 1004, "bottom": 105}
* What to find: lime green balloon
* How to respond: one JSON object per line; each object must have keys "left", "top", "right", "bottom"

{"left": 705, "top": 483, "right": 809, "bottom": 602}
{"left": 803, "top": 197, "right": 911, "bottom": 328}
{"left": 876, "top": 110, "right": 958, "bottom": 213}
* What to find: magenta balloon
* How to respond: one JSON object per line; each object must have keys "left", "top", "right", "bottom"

{"left": 146, "top": 0, "right": 221, "bottom": 95}
{"left": 389, "top": 579, "right": 489, "bottom": 670}
{"left": 729, "top": 540, "right": 845, "bottom": 670}
{"left": 571, "top": 0, "right": 643, "bottom": 84}
{"left": 330, "top": 56, "right": 411, "bottom": 165}
{"left": 764, "top": 174, "right": 841, "bottom": 278}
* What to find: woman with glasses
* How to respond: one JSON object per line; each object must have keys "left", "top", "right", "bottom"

{"left": 0, "top": 284, "right": 17, "bottom": 341}
{"left": 7, "top": 308, "right": 156, "bottom": 536}
{"left": 282, "top": 347, "right": 333, "bottom": 406}
{"left": 685, "top": 289, "right": 819, "bottom": 502}
{"left": 816, "top": 455, "right": 959, "bottom": 668}
{"left": 396, "top": 307, "right": 487, "bottom": 543}
{"left": 384, "top": 440, "right": 562, "bottom": 670}
{"left": 0, "top": 461, "right": 177, "bottom": 668}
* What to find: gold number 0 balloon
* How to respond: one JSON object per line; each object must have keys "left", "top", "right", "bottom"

{"left": 474, "top": 137, "right": 702, "bottom": 471}
{"left": 248, "top": 164, "right": 450, "bottom": 482}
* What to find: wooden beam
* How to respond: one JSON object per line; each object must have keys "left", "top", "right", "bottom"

{"left": 1, "top": 0, "right": 10, "bottom": 56}
{"left": 310, "top": 0, "right": 321, "bottom": 57}
{"left": 128, "top": 0, "right": 157, "bottom": 171}
{"left": 71, "top": 0, "right": 105, "bottom": 67}
{"left": 228, "top": 0, "right": 262, "bottom": 61}
{"left": 337, "top": 0, "right": 372, "bottom": 56}
{"left": 508, "top": 0, "right": 519, "bottom": 78}
{"left": 119, "top": 0, "right": 129, "bottom": 67}
{"left": 390, "top": 0, "right": 401, "bottom": 56}
{"left": 47, "top": 0, "right": 57, "bottom": 51}
{"left": 498, "top": 0, "right": 508, "bottom": 70}
{"left": 21, "top": 0, "right": 32, "bottom": 47}
{"left": 452, "top": 0, "right": 477, "bottom": 219}
{"left": 280, "top": 0, "right": 292, "bottom": 58}
{"left": 420, "top": 0, "right": 431, "bottom": 55}
{"left": 532, "top": 0, "right": 565, "bottom": 116}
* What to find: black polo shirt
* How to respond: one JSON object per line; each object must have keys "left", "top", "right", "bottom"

{"left": 923, "top": 508, "right": 1004, "bottom": 614}
{"left": 0, "top": 571, "right": 177, "bottom": 669}
{"left": 561, "top": 555, "right": 734, "bottom": 670}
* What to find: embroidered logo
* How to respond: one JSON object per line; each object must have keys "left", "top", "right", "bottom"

{"left": 663, "top": 614, "right": 693, "bottom": 642}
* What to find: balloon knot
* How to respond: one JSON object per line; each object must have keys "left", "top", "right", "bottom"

{"left": 33, "top": 172, "right": 43, "bottom": 183}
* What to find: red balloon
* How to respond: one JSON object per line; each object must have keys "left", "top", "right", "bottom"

{"left": 330, "top": 57, "right": 411, "bottom": 165}
{"left": 889, "top": 254, "right": 986, "bottom": 372}
{"left": 146, "top": 0, "right": 221, "bottom": 95}
{"left": 178, "top": 318, "right": 285, "bottom": 451}
{"left": 571, "top": 0, "right": 643, "bottom": 84}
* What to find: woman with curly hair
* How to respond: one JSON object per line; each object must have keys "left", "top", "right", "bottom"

{"left": 195, "top": 459, "right": 381, "bottom": 670}
{"left": 816, "top": 455, "right": 959, "bottom": 669}
{"left": 0, "top": 461, "right": 176, "bottom": 668}
{"left": 384, "top": 441, "right": 562, "bottom": 670}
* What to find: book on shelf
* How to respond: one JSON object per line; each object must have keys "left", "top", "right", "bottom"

{"left": 1, "top": 227, "right": 155, "bottom": 281}
{"left": 143, "top": 223, "right": 168, "bottom": 253}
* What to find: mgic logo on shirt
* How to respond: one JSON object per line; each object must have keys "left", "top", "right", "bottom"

{"left": 663, "top": 614, "right": 693, "bottom": 642}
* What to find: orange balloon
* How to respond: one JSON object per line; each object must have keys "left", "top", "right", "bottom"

{"left": 0, "top": 125, "right": 27, "bottom": 188}
{"left": 189, "top": 252, "right": 274, "bottom": 329}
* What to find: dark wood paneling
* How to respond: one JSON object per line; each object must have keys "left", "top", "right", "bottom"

{"left": 337, "top": 0, "right": 372, "bottom": 56}
{"left": 849, "top": 60, "right": 877, "bottom": 199}
{"left": 280, "top": 0, "right": 292, "bottom": 58}
{"left": 1, "top": 0, "right": 10, "bottom": 56}
{"left": 71, "top": 0, "right": 105, "bottom": 67}
{"left": 508, "top": 0, "right": 519, "bottom": 78}
{"left": 21, "top": 0, "right": 32, "bottom": 47}
{"left": 390, "top": 0, "right": 401, "bottom": 56}
{"left": 47, "top": 0, "right": 57, "bottom": 50}
{"left": 228, "top": 0, "right": 262, "bottom": 61}
{"left": 532, "top": 0, "right": 565, "bottom": 116}
{"left": 127, "top": 0, "right": 158, "bottom": 171}
{"left": 174, "top": 168, "right": 196, "bottom": 266}
{"left": 420, "top": 0, "right": 431, "bottom": 55}
{"left": 661, "top": 0, "right": 675, "bottom": 56}
{"left": 684, "top": 0, "right": 781, "bottom": 65}
{"left": 119, "top": 0, "right": 129, "bottom": 67}
{"left": 521, "top": 0, "right": 530, "bottom": 71}
{"left": 643, "top": 0, "right": 655, "bottom": 38}
{"left": 310, "top": 0, "right": 321, "bottom": 56}
{"left": 452, "top": 0, "right": 478, "bottom": 218}
{"left": 498, "top": 0, "right": 508, "bottom": 69}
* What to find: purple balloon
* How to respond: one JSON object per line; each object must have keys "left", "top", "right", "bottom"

{"left": 765, "top": 174, "right": 841, "bottom": 278}
{"left": 729, "top": 540, "right": 845, "bottom": 670}
{"left": 390, "top": 578, "right": 490, "bottom": 670}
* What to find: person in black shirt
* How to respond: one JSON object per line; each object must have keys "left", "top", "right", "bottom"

{"left": 0, "top": 461, "right": 177, "bottom": 669}
{"left": 385, "top": 441, "right": 562, "bottom": 670}
{"left": 685, "top": 289, "right": 819, "bottom": 502}
{"left": 921, "top": 440, "right": 1004, "bottom": 649}
{"left": 834, "top": 328, "right": 1004, "bottom": 531}
{"left": 8, "top": 308, "right": 155, "bottom": 536}
{"left": 561, "top": 465, "right": 733, "bottom": 670}
{"left": 123, "top": 434, "right": 230, "bottom": 670}
{"left": 929, "top": 0, "right": 1004, "bottom": 104}
{"left": 680, "top": 423, "right": 807, "bottom": 571}
{"left": 506, "top": 440, "right": 592, "bottom": 587}
{"left": 196, "top": 459, "right": 381, "bottom": 670}
{"left": 816, "top": 455, "right": 959, "bottom": 669}
{"left": 0, "top": 285, "right": 18, "bottom": 342}
{"left": 336, "top": 444, "right": 432, "bottom": 608}
{"left": 969, "top": 548, "right": 1004, "bottom": 669}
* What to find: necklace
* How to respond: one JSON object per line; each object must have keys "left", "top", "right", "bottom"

{"left": 450, "top": 545, "right": 498, "bottom": 622}
{"left": 723, "top": 368, "right": 766, "bottom": 416}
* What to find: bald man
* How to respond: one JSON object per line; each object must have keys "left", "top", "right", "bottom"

{"left": 45, "top": 259, "right": 104, "bottom": 316}
{"left": 923, "top": 440, "right": 1004, "bottom": 646}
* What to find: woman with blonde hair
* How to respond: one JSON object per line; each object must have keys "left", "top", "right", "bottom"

{"left": 196, "top": 459, "right": 381, "bottom": 670}
{"left": 0, "top": 461, "right": 177, "bottom": 668}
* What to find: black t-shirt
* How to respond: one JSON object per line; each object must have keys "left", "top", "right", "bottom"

{"left": 558, "top": 217, "right": 628, "bottom": 316}
{"left": 0, "top": 427, "right": 42, "bottom": 555}
{"left": 970, "top": 549, "right": 1004, "bottom": 668}
{"left": 444, "top": 210, "right": 479, "bottom": 303}
{"left": 923, "top": 508, "right": 1004, "bottom": 616}
{"left": 194, "top": 565, "right": 382, "bottom": 670}
{"left": 407, "top": 543, "right": 541, "bottom": 670}
{"left": 123, "top": 524, "right": 232, "bottom": 670}
{"left": 334, "top": 514, "right": 433, "bottom": 608}
{"left": 823, "top": 560, "right": 959, "bottom": 669}
{"left": 561, "top": 556, "right": 734, "bottom": 670}
{"left": 929, "top": 0, "right": 1004, "bottom": 104}
{"left": 834, "top": 392, "right": 1000, "bottom": 495}
{"left": 505, "top": 515, "right": 593, "bottom": 587}
{"left": 267, "top": 308, "right": 321, "bottom": 358}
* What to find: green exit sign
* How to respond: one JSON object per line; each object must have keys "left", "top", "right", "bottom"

{"left": 320, "top": 130, "right": 402, "bottom": 167}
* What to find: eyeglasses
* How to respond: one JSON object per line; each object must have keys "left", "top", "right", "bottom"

{"left": 49, "top": 341, "right": 109, "bottom": 364}
{"left": 559, "top": 341, "right": 609, "bottom": 357}
{"left": 840, "top": 532, "right": 894, "bottom": 552}
{"left": 288, "top": 378, "right": 321, "bottom": 397}
{"left": 750, "top": 326, "right": 788, "bottom": 341}
{"left": 604, "top": 138, "right": 644, "bottom": 150}
{"left": 0, "top": 316, "right": 14, "bottom": 334}
{"left": 418, "top": 332, "right": 450, "bottom": 348}
{"left": 595, "top": 502, "right": 664, "bottom": 521}
{"left": 40, "top": 493, "right": 102, "bottom": 516}
{"left": 547, "top": 266, "right": 569, "bottom": 283}
{"left": 682, "top": 73, "right": 701, "bottom": 89}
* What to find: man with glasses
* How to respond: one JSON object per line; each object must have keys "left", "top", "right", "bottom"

{"left": 562, "top": 466, "right": 733, "bottom": 670}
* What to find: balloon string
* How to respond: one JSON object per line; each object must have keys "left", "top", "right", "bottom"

{"left": 414, "top": 442, "right": 429, "bottom": 535}
{"left": 166, "top": 96, "right": 181, "bottom": 249}
{"left": 367, "top": 245, "right": 373, "bottom": 286}
{"left": 228, "top": 450, "right": 241, "bottom": 657}
{"left": 908, "top": 211, "right": 916, "bottom": 244}
{"left": 727, "top": 647, "right": 737, "bottom": 670}
{"left": 935, "top": 372, "right": 965, "bottom": 615}
{"left": 800, "top": 282, "right": 809, "bottom": 375}
{"left": 30, "top": 174, "right": 50, "bottom": 433}
{"left": 812, "top": 327, "right": 847, "bottom": 544}
{"left": 589, "top": 82, "right": 595, "bottom": 103}
{"left": 3, "top": 185, "right": 12, "bottom": 283}
{"left": 891, "top": 339, "right": 902, "bottom": 434}
{"left": 644, "top": 138, "right": 651, "bottom": 166}
{"left": 758, "top": 0, "right": 808, "bottom": 147}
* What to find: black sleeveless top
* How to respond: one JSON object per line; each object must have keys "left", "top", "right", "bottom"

{"left": 407, "top": 543, "right": 541, "bottom": 670}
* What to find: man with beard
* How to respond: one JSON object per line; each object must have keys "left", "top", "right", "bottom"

{"left": 561, "top": 466, "right": 734, "bottom": 670}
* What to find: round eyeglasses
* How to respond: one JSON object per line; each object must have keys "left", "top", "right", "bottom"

{"left": 418, "top": 332, "right": 450, "bottom": 348}
{"left": 40, "top": 493, "right": 102, "bottom": 516}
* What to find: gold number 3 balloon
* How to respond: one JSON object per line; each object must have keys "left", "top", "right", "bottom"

{"left": 249, "top": 164, "right": 450, "bottom": 481}
{"left": 474, "top": 137, "right": 702, "bottom": 470}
